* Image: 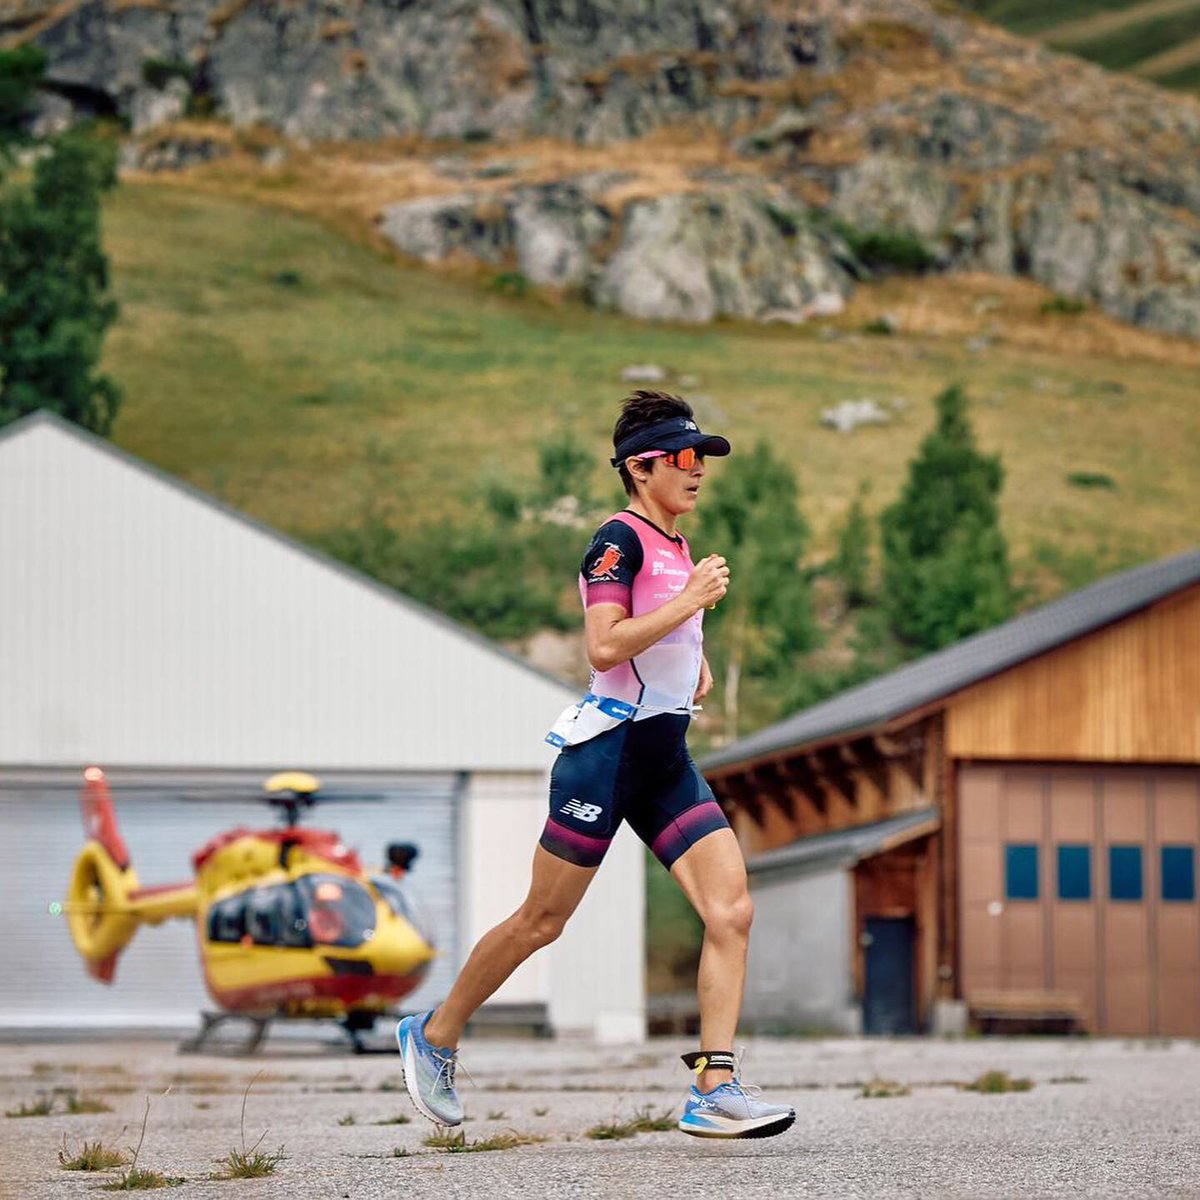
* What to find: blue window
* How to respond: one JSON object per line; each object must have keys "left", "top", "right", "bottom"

{"left": 1057, "top": 844, "right": 1091, "bottom": 901}
{"left": 1109, "top": 845, "right": 1143, "bottom": 902}
{"left": 1005, "top": 844, "right": 1039, "bottom": 900}
{"left": 1161, "top": 846, "right": 1196, "bottom": 902}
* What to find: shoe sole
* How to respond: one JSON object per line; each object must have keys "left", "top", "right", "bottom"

{"left": 678, "top": 1111, "right": 796, "bottom": 1139}
{"left": 395, "top": 1019, "right": 461, "bottom": 1128}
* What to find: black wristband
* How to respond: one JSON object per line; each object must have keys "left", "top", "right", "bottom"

{"left": 681, "top": 1050, "right": 735, "bottom": 1074}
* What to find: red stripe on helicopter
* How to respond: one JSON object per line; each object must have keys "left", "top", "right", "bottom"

{"left": 205, "top": 972, "right": 426, "bottom": 1013}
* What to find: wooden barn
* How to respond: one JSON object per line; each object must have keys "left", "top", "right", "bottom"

{"left": 702, "top": 550, "right": 1200, "bottom": 1037}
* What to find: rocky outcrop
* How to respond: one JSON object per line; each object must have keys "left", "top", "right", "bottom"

{"left": 9, "top": 0, "right": 1200, "bottom": 336}
{"left": 378, "top": 177, "right": 853, "bottom": 323}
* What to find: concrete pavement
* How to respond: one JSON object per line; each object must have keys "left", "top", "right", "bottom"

{"left": 2, "top": 1034, "right": 1198, "bottom": 1198}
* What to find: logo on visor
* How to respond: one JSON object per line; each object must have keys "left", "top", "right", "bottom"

{"left": 561, "top": 799, "right": 603, "bottom": 823}
{"left": 589, "top": 542, "right": 623, "bottom": 581}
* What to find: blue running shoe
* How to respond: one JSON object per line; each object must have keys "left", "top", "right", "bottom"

{"left": 677, "top": 1078, "right": 795, "bottom": 1139}
{"left": 395, "top": 1011, "right": 463, "bottom": 1126}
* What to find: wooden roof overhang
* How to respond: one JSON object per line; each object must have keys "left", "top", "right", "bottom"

{"left": 706, "top": 712, "right": 934, "bottom": 829}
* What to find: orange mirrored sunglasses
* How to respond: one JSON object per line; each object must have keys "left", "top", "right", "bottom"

{"left": 638, "top": 447, "right": 700, "bottom": 470}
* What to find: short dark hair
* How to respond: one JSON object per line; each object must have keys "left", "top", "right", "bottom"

{"left": 613, "top": 390, "right": 694, "bottom": 496}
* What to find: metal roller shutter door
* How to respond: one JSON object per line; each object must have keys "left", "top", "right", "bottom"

{"left": 0, "top": 772, "right": 461, "bottom": 1029}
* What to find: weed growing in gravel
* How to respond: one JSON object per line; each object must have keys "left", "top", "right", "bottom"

{"left": 6, "top": 1093, "right": 55, "bottom": 1117}
{"left": 100, "top": 1096, "right": 185, "bottom": 1190}
{"left": 373, "top": 1114, "right": 411, "bottom": 1125}
{"left": 211, "top": 1074, "right": 285, "bottom": 1179}
{"left": 337, "top": 1114, "right": 357, "bottom": 1126}
{"left": 1049, "top": 1074, "right": 1088, "bottom": 1084}
{"left": 859, "top": 1079, "right": 911, "bottom": 1099}
{"left": 378, "top": 1079, "right": 402, "bottom": 1092}
{"left": 423, "top": 1129, "right": 546, "bottom": 1153}
{"left": 485, "top": 1109, "right": 507, "bottom": 1120}
{"left": 533, "top": 1106, "right": 549, "bottom": 1117}
{"left": 586, "top": 1105, "right": 676, "bottom": 1140}
{"left": 58, "top": 1134, "right": 126, "bottom": 1171}
{"left": 65, "top": 1090, "right": 114, "bottom": 1114}
{"left": 963, "top": 1070, "right": 1034, "bottom": 1094}
{"left": 392, "top": 1146, "right": 411, "bottom": 1157}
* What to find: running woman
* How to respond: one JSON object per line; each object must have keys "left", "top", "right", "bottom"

{"left": 397, "top": 390, "right": 794, "bottom": 1140}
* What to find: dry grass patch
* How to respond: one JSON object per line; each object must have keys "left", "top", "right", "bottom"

{"left": 963, "top": 1070, "right": 1035, "bottom": 1094}
{"left": 98, "top": 1095, "right": 185, "bottom": 1190}
{"left": 58, "top": 1135, "right": 127, "bottom": 1171}
{"left": 423, "top": 1129, "right": 546, "bottom": 1153}
{"left": 5, "top": 1093, "right": 54, "bottom": 1117}
{"left": 210, "top": 1073, "right": 285, "bottom": 1180}
{"left": 64, "top": 1089, "right": 114, "bottom": 1114}
{"left": 586, "top": 1105, "right": 677, "bottom": 1140}
{"left": 859, "top": 1078, "right": 912, "bottom": 1098}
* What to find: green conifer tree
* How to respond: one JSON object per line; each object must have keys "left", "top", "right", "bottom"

{"left": 833, "top": 483, "right": 872, "bottom": 608}
{"left": 697, "top": 439, "right": 818, "bottom": 742}
{"left": 880, "top": 385, "right": 1014, "bottom": 653}
{"left": 0, "top": 48, "right": 122, "bottom": 434}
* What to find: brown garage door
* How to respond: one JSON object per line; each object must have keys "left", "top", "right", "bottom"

{"left": 959, "top": 763, "right": 1200, "bottom": 1035}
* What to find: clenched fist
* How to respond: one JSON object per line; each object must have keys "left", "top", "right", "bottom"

{"left": 684, "top": 554, "right": 730, "bottom": 611}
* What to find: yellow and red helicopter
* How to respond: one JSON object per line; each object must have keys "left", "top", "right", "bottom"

{"left": 60, "top": 767, "right": 436, "bottom": 1052}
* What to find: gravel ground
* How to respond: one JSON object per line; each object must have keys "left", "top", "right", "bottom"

{"left": 1, "top": 1034, "right": 1198, "bottom": 1199}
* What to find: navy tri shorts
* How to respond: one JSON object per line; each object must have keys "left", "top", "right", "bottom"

{"left": 539, "top": 713, "right": 730, "bottom": 870}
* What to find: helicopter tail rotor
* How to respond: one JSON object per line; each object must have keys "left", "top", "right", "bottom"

{"left": 63, "top": 768, "right": 197, "bottom": 984}
{"left": 66, "top": 840, "right": 141, "bottom": 982}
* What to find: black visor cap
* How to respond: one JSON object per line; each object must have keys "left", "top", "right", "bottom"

{"left": 610, "top": 417, "right": 731, "bottom": 467}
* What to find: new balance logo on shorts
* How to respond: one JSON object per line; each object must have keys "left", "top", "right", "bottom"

{"left": 560, "top": 798, "right": 603, "bottom": 823}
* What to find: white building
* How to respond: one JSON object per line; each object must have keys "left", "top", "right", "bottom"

{"left": 0, "top": 411, "right": 644, "bottom": 1041}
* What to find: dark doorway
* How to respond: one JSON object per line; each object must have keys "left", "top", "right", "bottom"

{"left": 863, "top": 916, "right": 916, "bottom": 1034}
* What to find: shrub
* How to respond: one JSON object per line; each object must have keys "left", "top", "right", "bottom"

{"left": 141, "top": 59, "right": 193, "bottom": 91}
{"left": 838, "top": 223, "right": 937, "bottom": 274}
{"left": 1065, "top": 471, "right": 1116, "bottom": 490}
{"left": 1040, "top": 294, "right": 1087, "bottom": 316}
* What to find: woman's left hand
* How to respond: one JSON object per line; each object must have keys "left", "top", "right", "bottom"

{"left": 694, "top": 656, "right": 714, "bottom": 703}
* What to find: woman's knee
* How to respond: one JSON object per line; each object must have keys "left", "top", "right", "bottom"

{"left": 512, "top": 904, "right": 568, "bottom": 950}
{"left": 703, "top": 891, "right": 754, "bottom": 940}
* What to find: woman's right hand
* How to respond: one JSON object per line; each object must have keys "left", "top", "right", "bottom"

{"left": 684, "top": 554, "right": 730, "bottom": 611}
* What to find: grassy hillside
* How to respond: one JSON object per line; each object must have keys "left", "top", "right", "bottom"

{"left": 102, "top": 180, "right": 1200, "bottom": 604}
{"left": 963, "top": 0, "right": 1200, "bottom": 90}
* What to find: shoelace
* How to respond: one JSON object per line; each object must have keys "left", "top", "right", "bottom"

{"left": 431, "top": 1049, "right": 475, "bottom": 1094}
{"left": 723, "top": 1078, "right": 762, "bottom": 1099}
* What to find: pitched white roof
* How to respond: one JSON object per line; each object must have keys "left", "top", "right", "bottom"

{"left": 0, "top": 413, "right": 574, "bottom": 770}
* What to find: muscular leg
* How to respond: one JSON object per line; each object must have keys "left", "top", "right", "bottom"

{"left": 669, "top": 828, "right": 754, "bottom": 1094}
{"left": 424, "top": 845, "right": 597, "bottom": 1048}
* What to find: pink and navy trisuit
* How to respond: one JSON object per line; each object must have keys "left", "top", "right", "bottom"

{"left": 539, "top": 511, "right": 731, "bottom": 870}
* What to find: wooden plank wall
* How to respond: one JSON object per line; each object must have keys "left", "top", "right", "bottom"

{"left": 946, "top": 585, "right": 1200, "bottom": 763}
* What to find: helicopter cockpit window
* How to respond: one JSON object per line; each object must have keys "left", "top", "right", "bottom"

{"left": 208, "top": 885, "right": 311, "bottom": 949}
{"left": 371, "top": 875, "right": 436, "bottom": 948}
{"left": 245, "top": 883, "right": 310, "bottom": 949}
{"left": 295, "top": 874, "right": 376, "bottom": 949}
{"left": 207, "top": 894, "right": 246, "bottom": 944}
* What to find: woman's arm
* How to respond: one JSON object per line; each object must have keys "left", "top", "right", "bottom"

{"left": 585, "top": 555, "right": 728, "bottom": 672}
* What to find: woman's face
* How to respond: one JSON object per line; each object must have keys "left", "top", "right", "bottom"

{"left": 630, "top": 452, "right": 707, "bottom": 516}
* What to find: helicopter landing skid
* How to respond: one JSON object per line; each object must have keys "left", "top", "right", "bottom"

{"left": 177, "top": 1010, "right": 401, "bottom": 1056}
{"left": 178, "top": 1011, "right": 270, "bottom": 1056}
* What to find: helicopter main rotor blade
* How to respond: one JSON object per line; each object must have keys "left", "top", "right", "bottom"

{"left": 170, "top": 792, "right": 388, "bottom": 804}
